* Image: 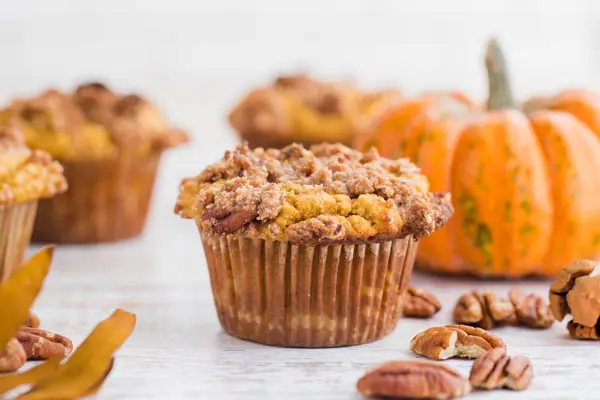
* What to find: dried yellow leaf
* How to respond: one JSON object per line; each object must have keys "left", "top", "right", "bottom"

{"left": 19, "top": 309, "right": 136, "bottom": 399}
{"left": 0, "top": 357, "right": 62, "bottom": 396}
{"left": 0, "top": 247, "right": 55, "bottom": 351}
{"left": 81, "top": 358, "right": 115, "bottom": 398}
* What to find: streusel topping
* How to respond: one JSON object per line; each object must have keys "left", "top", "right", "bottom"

{"left": 0, "top": 126, "right": 67, "bottom": 208}
{"left": 228, "top": 74, "right": 400, "bottom": 144}
{"left": 0, "top": 82, "right": 188, "bottom": 161}
{"left": 175, "top": 143, "right": 453, "bottom": 244}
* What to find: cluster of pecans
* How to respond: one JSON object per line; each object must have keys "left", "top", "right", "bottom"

{"left": 358, "top": 290, "right": 538, "bottom": 399}
{"left": 453, "top": 288, "right": 554, "bottom": 329}
{"left": 0, "top": 311, "right": 73, "bottom": 373}
{"left": 548, "top": 260, "right": 600, "bottom": 339}
{"left": 358, "top": 323, "right": 533, "bottom": 399}
{"left": 358, "top": 259, "right": 600, "bottom": 399}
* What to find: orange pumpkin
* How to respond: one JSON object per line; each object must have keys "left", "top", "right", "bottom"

{"left": 355, "top": 39, "right": 600, "bottom": 277}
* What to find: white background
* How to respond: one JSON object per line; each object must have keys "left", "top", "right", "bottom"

{"left": 2, "top": 0, "right": 600, "bottom": 152}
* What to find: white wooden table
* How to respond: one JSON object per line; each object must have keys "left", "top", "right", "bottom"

{"left": 29, "top": 134, "right": 599, "bottom": 400}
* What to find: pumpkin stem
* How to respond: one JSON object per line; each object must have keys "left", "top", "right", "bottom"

{"left": 485, "top": 38, "right": 516, "bottom": 110}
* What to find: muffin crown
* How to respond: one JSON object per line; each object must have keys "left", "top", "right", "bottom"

{"left": 175, "top": 142, "right": 453, "bottom": 244}
{"left": 228, "top": 74, "right": 401, "bottom": 145}
{"left": 0, "top": 125, "right": 67, "bottom": 208}
{"left": 0, "top": 82, "right": 189, "bottom": 161}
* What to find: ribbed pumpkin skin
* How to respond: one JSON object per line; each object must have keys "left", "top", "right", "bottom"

{"left": 451, "top": 110, "right": 553, "bottom": 276}
{"left": 530, "top": 111, "right": 600, "bottom": 273}
{"left": 388, "top": 98, "right": 470, "bottom": 273}
{"left": 355, "top": 91, "right": 600, "bottom": 277}
{"left": 354, "top": 97, "right": 432, "bottom": 160}
{"left": 546, "top": 90, "right": 600, "bottom": 139}
{"left": 354, "top": 93, "right": 472, "bottom": 160}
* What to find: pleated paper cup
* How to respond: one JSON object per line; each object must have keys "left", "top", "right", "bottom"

{"left": 0, "top": 201, "right": 38, "bottom": 282}
{"left": 201, "top": 233, "right": 418, "bottom": 348}
{"left": 32, "top": 153, "right": 161, "bottom": 244}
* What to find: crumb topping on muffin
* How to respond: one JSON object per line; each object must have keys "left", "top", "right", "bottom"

{"left": 175, "top": 143, "right": 453, "bottom": 244}
{"left": 228, "top": 74, "right": 400, "bottom": 145}
{"left": 0, "top": 126, "right": 67, "bottom": 208}
{"left": 0, "top": 82, "right": 188, "bottom": 161}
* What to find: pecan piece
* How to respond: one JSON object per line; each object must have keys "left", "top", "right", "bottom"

{"left": 403, "top": 287, "right": 442, "bottom": 318}
{"left": 548, "top": 259, "right": 595, "bottom": 321}
{"left": 452, "top": 292, "right": 483, "bottom": 324}
{"left": 203, "top": 207, "right": 258, "bottom": 235}
{"left": 566, "top": 275, "right": 600, "bottom": 327}
{"left": 548, "top": 293, "right": 568, "bottom": 323}
{"left": 485, "top": 292, "right": 516, "bottom": 325}
{"left": 505, "top": 355, "right": 534, "bottom": 390}
{"left": 23, "top": 311, "right": 40, "bottom": 328}
{"left": 17, "top": 327, "right": 73, "bottom": 360}
{"left": 567, "top": 320, "right": 600, "bottom": 340}
{"left": 357, "top": 361, "right": 471, "bottom": 399}
{"left": 410, "top": 324, "right": 506, "bottom": 361}
{"left": 0, "top": 338, "right": 27, "bottom": 373}
{"left": 469, "top": 347, "right": 508, "bottom": 390}
{"left": 508, "top": 289, "right": 554, "bottom": 329}
{"left": 453, "top": 291, "right": 515, "bottom": 329}
{"left": 469, "top": 348, "right": 533, "bottom": 391}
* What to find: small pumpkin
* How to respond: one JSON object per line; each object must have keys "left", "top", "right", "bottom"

{"left": 354, "top": 92, "right": 474, "bottom": 160}
{"left": 356, "top": 39, "right": 600, "bottom": 277}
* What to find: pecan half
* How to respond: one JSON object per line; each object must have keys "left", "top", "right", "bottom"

{"left": 508, "top": 289, "right": 554, "bottom": 329}
{"left": 505, "top": 355, "right": 534, "bottom": 390}
{"left": 203, "top": 207, "right": 258, "bottom": 235}
{"left": 0, "top": 338, "right": 27, "bottom": 373}
{"left": 403, "top": 287, "right": 442, "bottom": 318}
{"left": 453, "top": 291, "right": 515, "bottom": 329}
{"left": 566, "top": 275, "right": 600, "bottom": 327}
{"left": 549, "top": 259, "right": 595, "bottom": 321}
{"left": 469, "top": 347, "right": 508, "bottom": 390}
{"left": 410, "top": 324, "right": 506, "bottom": 361}
{"left": 485, "top": 292, "right": 516, "bottom": 325}
{"left": 469, "top": 348, "right": 533, "bottom": 391}
{"left": 357, "top": 361, "right": 471, "bottom": 399}
{"left": 17, "top": 327, "right": 73, "bottom": 360}
{"left": 23, "top": 311, "right": 40, "bottom": 328}
{"left": 452, "top": 292, "right": 483, "bottom": 324}
{"left": 567, "top": 320, "right": 600, "bottom": 340}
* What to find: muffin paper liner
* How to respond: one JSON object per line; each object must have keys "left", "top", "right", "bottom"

{"left": 0, "top": 201, "right": 37, "bottom": 282}
{"left": 201, "top": 233, "right": 418, "bottom": 348}
{"left": 32, "top": 153, "right": 161, "bottom": 244}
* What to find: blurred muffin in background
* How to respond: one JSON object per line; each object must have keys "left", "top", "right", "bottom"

{"left": 228, "top": 74, "right": 401, "bottom": 149}
{"left": 0, "top": 82, "right": 189, "bottom": 243}
{"left": 0, "top": 125, "right": 66, "bottom": 279}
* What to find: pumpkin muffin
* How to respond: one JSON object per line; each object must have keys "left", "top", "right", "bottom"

{"left": 0, "top": 126, "right": 66, "bottom": 281}
{"left": 228, "top": 74, "right": 400, "bottom": 149}
{"left": 175, "top": 142, "right": 452, "bottom": 347}
{"left": 0, "top": 83, "right": 188, "bottom": 243}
